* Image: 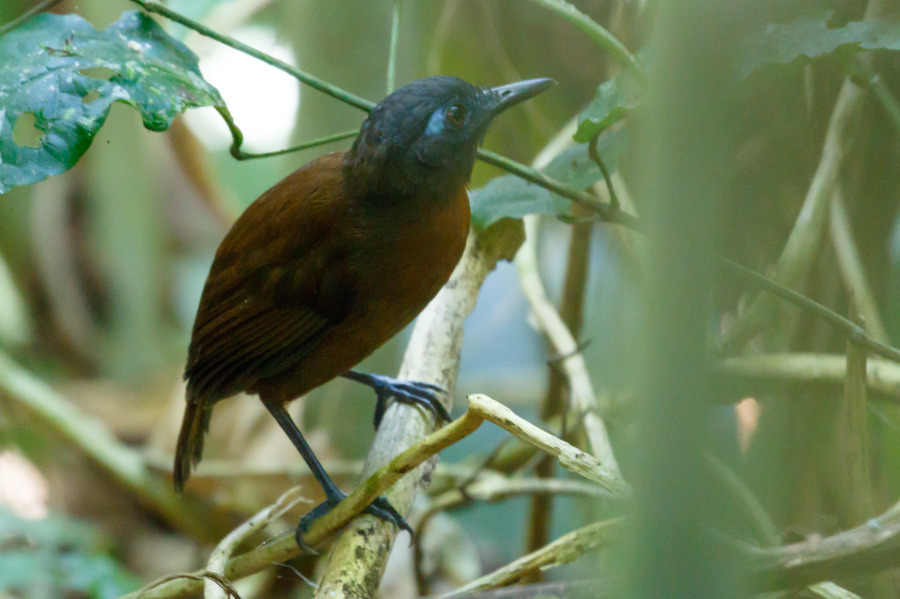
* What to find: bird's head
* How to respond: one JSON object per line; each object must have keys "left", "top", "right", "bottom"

{"left": 344, "top": 76, "right": 556, "bottom": 202}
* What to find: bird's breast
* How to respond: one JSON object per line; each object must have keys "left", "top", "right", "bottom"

{"left": 354, "top": 187, "right": 471, "bottom": 337}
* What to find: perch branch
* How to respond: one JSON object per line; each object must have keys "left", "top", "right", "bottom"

{"left": 125, "top": 391, "right": 621, "bottom": 599}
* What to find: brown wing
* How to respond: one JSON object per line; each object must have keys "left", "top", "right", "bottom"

{"left": 184, "top": 152, "right": 357, "bottom": 405}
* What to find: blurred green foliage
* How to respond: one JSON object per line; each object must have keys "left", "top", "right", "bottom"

{"left": 0, "top": 510, "right": 140, "bottom": 599}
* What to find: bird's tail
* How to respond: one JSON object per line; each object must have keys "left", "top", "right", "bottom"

{"left": 173, "top": 399, "right": 212, "bottom": 492}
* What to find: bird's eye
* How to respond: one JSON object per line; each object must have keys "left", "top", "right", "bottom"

{"left": 445, "top": 103, "right": 467, "bottom": 125}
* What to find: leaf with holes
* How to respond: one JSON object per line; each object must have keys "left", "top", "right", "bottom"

{"left": 0, "top": 10, "right": 225, "bottom": 193}
{"left": 470, "top": 129, "right": 627, "bottom": 230}
{"left": 738, "top": 10, "right": 900, "bottom": 79}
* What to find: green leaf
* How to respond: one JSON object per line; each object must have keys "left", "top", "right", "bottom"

{"left": 0, "top": 10, "right": 224, "bottom": 193}
{"left": 0, "top": 511, "right": 140, "bottom": 599}
{"left": 738, "top": 10, "right": 900, "bottom": 79}
{"left": 470, "top": 129, "right": 627, "bottom": 230}
{"left": 573, "top": 69, "right": 644, "bottom": 143}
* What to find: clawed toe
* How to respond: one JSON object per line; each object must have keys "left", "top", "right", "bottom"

{"left": 365, "top": 496, "right": 413, "bottom": 536}
{"left": 293, "top": 492, "right": 412, "bottom": 551}
{"left": 346, "top": 372, "right": 451, "bottom": 428}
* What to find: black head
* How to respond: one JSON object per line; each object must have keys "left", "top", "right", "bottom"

{"left": 344, "top": 76, "right": 555, "bottom": 202}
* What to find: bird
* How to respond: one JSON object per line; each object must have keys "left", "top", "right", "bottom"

{"left": 173, "top": 75, "right": 555, "bottom": 545}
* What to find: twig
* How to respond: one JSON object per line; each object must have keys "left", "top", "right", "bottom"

{"left": 0, "top": 351, "right": 222, "bottom": 540}
{"left": 527, "top": 211, "right": 594, "bottom": 562}
{"left": 131, "top": 0, "right": 372, "bottom": 111}
{"left": 847, "top": 54, "right": 900, "bottom": 133}
{"left": 829, "top": 189, "right": 887, "bottom": 341}
{"left": 205, "top": 489, "right": 306, "bottom": 599}
{"left": 439, "top": 518, "right": 627, "bottom": 597}
{"left": 720, "top": 259, "right": 900, "bottom": 364}
{"left": 517, "top": 217, "right": 620, "bottom": 475}
{"left": 589, "top": 131, "right": 619, "bottom": 212}
{"left": 716, "top": 353, "right": 900, "bottom": 401}
{"left": 216, "top": 120, "right": 358, "bottom": 161}
{"left": 524, "top": 0, "right": 641, "bottom": 79}
{"left": 471, "top": 395, "right": 629, "bottom": 495}
{"left": 0, "top": 0, "right": 64, "bottom": 36}
{"left": 476, "top": 149, "right": 639, "bottom": 229}
{"left": 416, "top": 474, "right": 608, "bottom": 594}
{"left": 386, "top": 0, "right": 403, "bottom": 94}
{"left": 430, "top": 475, "right": 611, "bottom": 513}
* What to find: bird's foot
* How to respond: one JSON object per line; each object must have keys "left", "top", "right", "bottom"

{"left": 294, "top": 490, "right": 412, "bottom": 553}
{"left": 343, "top": 371, "right": 451, "bottom": 429}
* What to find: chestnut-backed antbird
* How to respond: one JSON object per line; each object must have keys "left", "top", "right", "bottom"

{"left": 174, "top": 76, "right": 555, "bottom": 542}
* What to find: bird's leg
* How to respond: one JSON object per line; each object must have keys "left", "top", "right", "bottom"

{"left": 264, "top": 402, "right": 412, "bottom": 551}
{"left": 341, "top": 371, "right": 452, "bottom": 429}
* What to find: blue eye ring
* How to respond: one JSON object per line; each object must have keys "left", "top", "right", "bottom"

{"left": 445, "top": 103, "right": 467, "bottom": 125}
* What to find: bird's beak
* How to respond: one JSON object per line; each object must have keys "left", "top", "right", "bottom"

{"left": 487, "top": 78, "right": 557, "bottom": 117}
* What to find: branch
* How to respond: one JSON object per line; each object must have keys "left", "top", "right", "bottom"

{"left": 125, "top": 391, "right": 623, "bottom": 599}
{"left": 829, "top": 189, "right": 887, "bottom": 342}
{"left": 748, "top": 498, "right": 900, "bottom": 590}
{"left": 517, "top": 216, "right": 620, "bottom": 474}
{"left": 716, "top": 353, "right": 900, "bottom": 401}
{"left": 429, "top": 472, "right": 613, "bottom": 513}
{"left": 205, "top": 489, "right": 305, "bottom": 599}
{"left": 386, "top": 0, "right": 402, "bottom": 94}
{"left": 440, "top": 518, "right": 627, "bottom": 597}
{"left": 524, "top": 0, "right": 641, "bottom": 79}
{"left": 720, "top": 259, "right": 900, "bottom": 364}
